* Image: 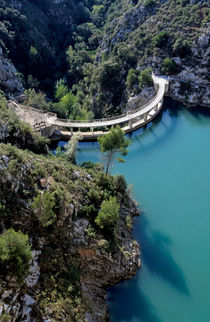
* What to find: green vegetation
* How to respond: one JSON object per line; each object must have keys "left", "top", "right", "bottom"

{"left": 95, "top": 196, "right": 119, "bottom": 231}
{"left": 139, "top": 68, "right": 153, "bottom": 87}
{"left": 162, "top": 57, "right": 178, "bottom": 75}
{"left": 98, "top": 126, "right": 130, "bottom": 175}
{"left": 0, "top": 229, "right": 32, "bottom": 280}
{"left": 113, "top": 174, "right": 127, "bottom": 193}
{"left": 0, "top": 141, "right": 134, "bottom": 319}
{"left": 144, "top": 0, "right": 156, "bottom": 7}
{"left": 0, "top": 95, "right": 49, "bottom": 153}
{"left": 153, "top": 31, "right": 169, "bottom": 48}
{"left": 126, "top": 68, "right": 138, "bottom": 90}
{"left": 172, "top": 38, "right": 191, "bottom": 58}
{"left": 1, "top": 0, "right": 206, "bottom": 119}
{"left": 32, "top": 191, "right": 56, "bottom": 227}
{"left": 25, "top": 89, "right": 49, "bottom": 110}
{"left": 0, "top": 0, "right": 207, "bottom": 319}
{"left": 64, "top": 133, "right": 83, "bottom": 163}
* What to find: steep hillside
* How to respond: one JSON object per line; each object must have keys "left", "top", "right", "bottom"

{"left": 79, "top": 0, "right": 209, "bottom": 115}
{"left": 0, "top": 0, "right": 209, "bottom": 117}
{"left": 0, "top": 0, "right": 115, "bottom": 94}
{"left": 0, "top": 122, "right": 140, "bottom": 321}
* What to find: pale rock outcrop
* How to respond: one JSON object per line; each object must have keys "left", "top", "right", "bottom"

{"left": 0, "top": 48, "right": 24, "bottom": 93}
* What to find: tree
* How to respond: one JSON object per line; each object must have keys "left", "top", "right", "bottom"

{"left": 98, "top": 125, "right": 130, "bottom": 175}
{"left": 153, "top": 31, "right": 168, "bottom": 48}
{"left": 139, "top": 67, "right": 152, "bottom": 87}
{"left": 126, "top": 68, "right": 138, "bottom": 89}
{"left": 162, "top": 57, "right": 177, "bottom": 74}
{"left": 32, "top": 191, "right": 56, "bottom": 227}
{"left": 26, "top": 89, "right": 49, "bottom": 110}
{"left": 0, "top": 229, "right": 32, "bottom": 279}
{"left": 59, "top": 91, "right": 78, "bottom": 118}
{"left": 95, "top": 196, "right": 119, "bottom": 230}
{"left": 28, "top": 46, "right": 42, "bottom": 73}
{"left": 55, "top": 79, "right": 68, "bottom": 101}
{"left": 65, "top": 133, "right": 83, "bottom": 163}
{"left": 173, "top": 38, "right": 191, "bottom": 58}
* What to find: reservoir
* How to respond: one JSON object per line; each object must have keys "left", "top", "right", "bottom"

{"left": 57, "top": 98, "right": 210, "bottom": 322}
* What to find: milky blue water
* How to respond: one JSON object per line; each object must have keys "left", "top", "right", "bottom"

{"left": 56, "top": 98, "right": 210, "bottom": 322}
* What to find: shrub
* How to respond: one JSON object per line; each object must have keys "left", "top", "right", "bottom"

{"left": 126, "top": 68, "right": 138, "bottom": 89}
{"left": 139, "top": 67, "right": 153, "bottom": 87}
{"left": 32, "top": 191, "right": 56, "bottom": 227}
{"left": 64, "top": 133, "right": 83, "bottom": 163}
{"left": 95, "top": 60, "right": 120, "bottom": 90}
{"left": 54, "top": 79, "right": 68, "bottom": 101}
{"left": 81, "top": 205, "right": 97, "bottom": 218}
{"left": 153, "top": 31, "right": 168, "bottom": 48}
{"left": 95, "top": 196, "right": 119, "bottom": 230}
{"left": 0, "top": 202, "right": 6, "bottom": 216}
{"left": 114, "top": 174, "right": 127, "bottom": 193}
{"left": 0, "top": 93, "right": 7, "bottom": 108}
{"left": 0, "top": 229, "right": 32, "bottom": 279}
{"left": 126, "top": 215, "right": 132, "bottom": 229}
{"left": 144, "top": 0, "right": 156, "bottom": 7}
{"left": 162, "top": 57, "right": 178, "bottom": 74}
{"left": 33, "top": 135, "right": 50, "bottom": 154}
{"left": 173, "top": 38, "right": 191, "bottom": 58}
{"left": 25, "top": 89, "right": 49, "bottom": 110}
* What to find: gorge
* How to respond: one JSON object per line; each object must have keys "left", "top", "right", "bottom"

{"left": 74, "top": 98, "right": 210, "bottom": 322}
{"left": 0, "top": 0, "right": 210, "bottom": 321}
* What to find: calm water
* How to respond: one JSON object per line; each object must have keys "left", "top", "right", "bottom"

{"left": 57, "top": 99, "right": 210, "bottom": 322}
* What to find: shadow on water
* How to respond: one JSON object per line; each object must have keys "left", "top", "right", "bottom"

{"left": 165, "top": 96, "right": 210, "bottom": 124}
{"left": 128, "top": 105, "right": 179, "bottom": 155}
{"left": 108, "top": 213, "right": 189, "bottom": 322}
{"left": 108, "top": 277, "right": 163, "bottom": 322}
{"left": 134, "top": 215, "right": 189, "bottom": 296}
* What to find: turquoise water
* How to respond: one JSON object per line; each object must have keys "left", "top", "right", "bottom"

{"left": 57, "top": 99, "right": 210, "bottom": 322}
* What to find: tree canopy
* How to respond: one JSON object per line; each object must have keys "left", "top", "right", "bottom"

{"left": 98, "top": 125, "right": 130, "bottom": 175}
{"left": 95, "top": 196, "right": 119, "bottom": 230}
{"left": 0, "top": 229, "right": 32, "bottom": 280}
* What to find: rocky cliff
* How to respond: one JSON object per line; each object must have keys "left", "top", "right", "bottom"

{"left": 93, "top": 0, "right": 210, "bottom": 110}
{"left": 0, "top": 48, "right": 24, "bottom": 94}
{"left": 0, "top": 142, "right": 140, "bottom": 321}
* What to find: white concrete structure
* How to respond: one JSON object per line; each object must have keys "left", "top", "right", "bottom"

{"left": 9, "top": 74, "right": 169, "bottom": 140}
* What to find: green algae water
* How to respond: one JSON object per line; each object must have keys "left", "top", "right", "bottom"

{"left": 57, "top": 98, "right": 210, "bottom": 322}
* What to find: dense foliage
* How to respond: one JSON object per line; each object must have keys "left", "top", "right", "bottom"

{"left": 0, "top": 142, "right": 132, "bottom": 319}
{"left": 1, "top": 0, "right": 208, "bottom": 118}
{"left": 95, "top": 196, "right": 120, "bottom": 230}
{"left": 0, "top": 94, "right": 49, "bottom": 153}
{"left": 98, "top": 125, "right": 130, "bottom": 175}
{"left": 0, "top": 229, "right": 32, "bottom": 280}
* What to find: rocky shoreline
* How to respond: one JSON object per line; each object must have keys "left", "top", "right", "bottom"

{"left": 0, "top": 145, "right": 140, "bottom": 321}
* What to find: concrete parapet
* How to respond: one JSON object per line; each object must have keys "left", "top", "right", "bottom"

{"left": 8, "top": 74, "right": 169, "bottom": 141}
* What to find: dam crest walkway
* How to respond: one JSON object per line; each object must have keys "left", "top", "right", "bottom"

{"left": 9, "top": 74, "right": 169, "bottom": 140}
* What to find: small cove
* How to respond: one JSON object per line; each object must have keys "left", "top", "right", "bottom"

{"left": 56, "top": 98, "right": 210, "bottom": 322}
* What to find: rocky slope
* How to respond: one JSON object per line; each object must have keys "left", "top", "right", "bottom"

{"left": 0, "top": 99, "right": 49, "bottom": 153}
{"left": 91, "top": 0, "right": 210, "bottom": 110}
{"left": 1, "top": 0, "right": 209, "bottom": 113}
{"left": 0, "top": 140, "right": 140, "bottom": 321}
{"left": 0, "top": 48, "right": 24, "bottom": 94}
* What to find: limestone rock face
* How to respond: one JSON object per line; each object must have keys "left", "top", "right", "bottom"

{"left": 0, "top": 146, "right": 140, "bottom": 321}
{"left": 0, "top": 48, "right": 24, "bottom": 94}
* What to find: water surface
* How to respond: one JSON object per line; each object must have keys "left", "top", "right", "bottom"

{"left": 57, "top": 99, "right": 210, "bottom": 322}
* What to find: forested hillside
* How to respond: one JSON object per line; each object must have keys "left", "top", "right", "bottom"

{"left": 0, "top": 1, "right": 209, "bottom": 320}
{"left": 0, "top": 0, "right": 209, "bottom": 118}
{"left": 0, "top": 0, "right": 113, "bottom": 93}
